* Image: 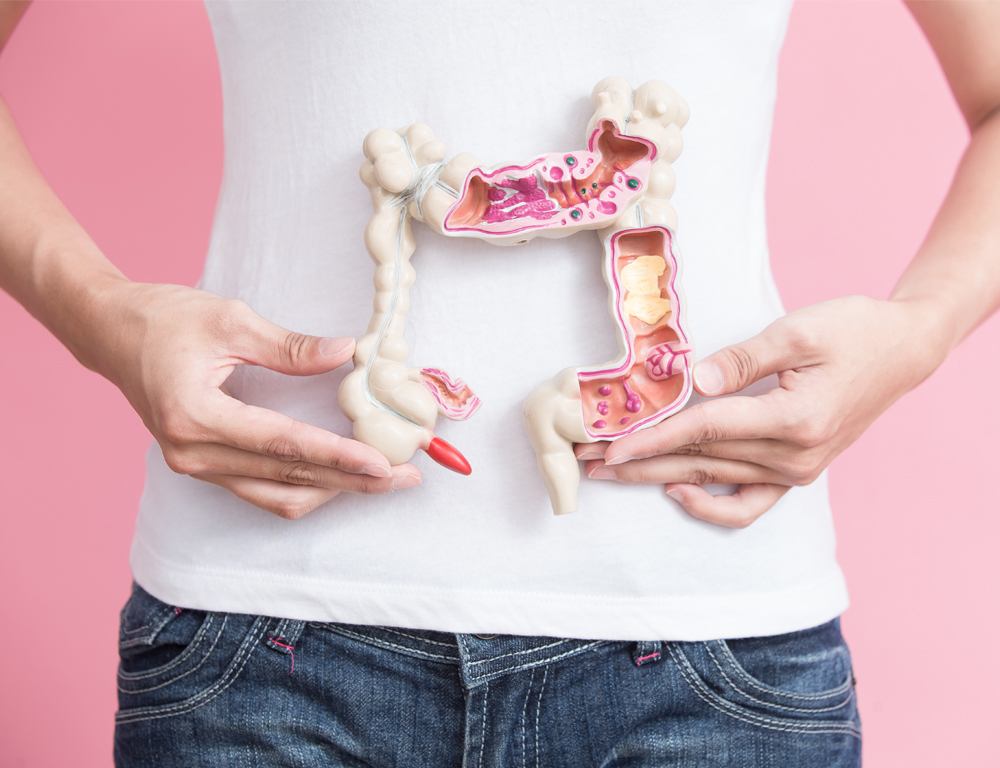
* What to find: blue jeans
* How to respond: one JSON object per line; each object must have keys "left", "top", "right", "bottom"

{"left": 114, "top": 584, "right": 861, "bottom": 767}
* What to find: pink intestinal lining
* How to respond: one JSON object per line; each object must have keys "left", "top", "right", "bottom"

{"left": 578, "top": 227, "right": 692, "bottom": 440}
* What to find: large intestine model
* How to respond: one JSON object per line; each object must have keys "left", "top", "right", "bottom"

{"left": 338, "top": 76, "right": 692, "bottom": 515}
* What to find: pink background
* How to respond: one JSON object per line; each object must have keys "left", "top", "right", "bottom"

{"left": 0, "top": 1, "right": 996, "bottom": 765}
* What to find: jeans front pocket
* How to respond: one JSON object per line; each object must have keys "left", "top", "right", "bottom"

{"left": 117, "top": 585, "right": 222, "bottom": 693}
{"left": 115, "top": 584, "right": 265, "bottom": 724}
{"left": 668, "top": 618, "right": 861, "bottom": 738}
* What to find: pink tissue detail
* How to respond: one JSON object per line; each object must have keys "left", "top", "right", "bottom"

{"left": 644, "top": 341, "right": 693, "bottom": 381}
{"left": 622, "top": 376, "right": 643, "bottom": 413}
{"left": 482, "top": 175, "right": 557, "bottom": 224}
{"left": 420, "top": 368, "right": 482, "bottom": 421}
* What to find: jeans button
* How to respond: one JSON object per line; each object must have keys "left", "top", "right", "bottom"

{"left": 474, "top": 634, "right": 498, "bottom": 640}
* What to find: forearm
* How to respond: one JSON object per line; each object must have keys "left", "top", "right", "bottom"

{"left": 0, "top": 94, "right": 130, "bottom": 372}
{"left": 890, "top": 109, "right": 1000, "bottom": 362}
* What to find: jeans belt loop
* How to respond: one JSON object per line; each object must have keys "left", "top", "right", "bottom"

{"left": 633, "top": 640, "right": 663, "bottom": 667}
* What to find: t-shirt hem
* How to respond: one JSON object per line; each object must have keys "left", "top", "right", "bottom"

{"left": 130, "top": 533, "right": 849, "bottom": 642}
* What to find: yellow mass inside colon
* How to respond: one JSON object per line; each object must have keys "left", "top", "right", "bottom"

{"left": 621, "top": 255, "right": 671, "bottom": 324}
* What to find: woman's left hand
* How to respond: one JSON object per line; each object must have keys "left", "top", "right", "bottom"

{"left": 574, "top": 294, "right": 947, "bottom": 528}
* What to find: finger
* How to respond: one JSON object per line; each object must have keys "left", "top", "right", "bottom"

{"left": 227, "top": 302, "right": 356, "bottom": 376}
{"left": 667, "top": 439, "right": 824, "bottom": 482}
{"left": 604, "top": 391, "right": 792, "bottom": 465}
{"left": 166, "top": 442, "right": 420, "bottom": 492}
{"left": 663, "top": 482, "right": 790, "bottom": 528}
{"left": 192, "top": 474, "right": 341, "bottom": 520}
{"left": 190, "top": 391, "right": 393, "bottom": 477}
{"left": 692, "top": 319, "right": 819, "bottom": 397}
{"left": 586, "top": 455, "right": 791, "bottom": 487}
{"left": 574, "top": 441, "right": 610, "bottom": 461}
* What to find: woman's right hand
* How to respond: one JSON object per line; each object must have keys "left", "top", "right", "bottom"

{"left": 0, "top": 23, "right": 412, "bottom": 520}
{"left": 89, "top": 281, "right": 420, "bottom": 519}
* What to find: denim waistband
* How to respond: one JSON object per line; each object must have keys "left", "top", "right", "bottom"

{"left": 308, "top": 622, "right": 615, "bottom": 687}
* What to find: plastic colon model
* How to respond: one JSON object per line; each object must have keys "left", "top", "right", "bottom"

{"left": 338, "top": 77, "right": 693, "bottom": 515}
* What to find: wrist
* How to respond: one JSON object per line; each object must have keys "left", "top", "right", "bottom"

{"left": 75, "top": 275, "right": 144, "bottom": 379}
{"left": 886, "top": 293, "right": 955, "bottom": 383}
{"left": 28, "top": 234, "right": 133, "bottom": 377}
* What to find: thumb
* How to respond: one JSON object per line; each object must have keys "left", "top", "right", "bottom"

{"left": 236, "top": 312, "right": 355, "bottom": 376}
{"left": 693, "top": 326, "right": 793, "bottom": 397}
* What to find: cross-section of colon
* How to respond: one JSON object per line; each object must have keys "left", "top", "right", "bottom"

{"left": 442, "top": 120, "right": 656, "bottom": 238}
{"left": 419, "top": 367, "right": 482, "bottom": 421}
{"left": 578, "top": 227, "right": 692, "bottom": 439}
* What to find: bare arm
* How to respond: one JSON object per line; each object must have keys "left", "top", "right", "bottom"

{"left": 580, "top": 1, "right": 1000, "bottom": 526}
{"left": 893, "top": 1, "right": 1000, "bottom": 338}
{"left": 0, "top": 1, "right": 28, "bottom": 49}
{"left": 0, "top": 2, "right": 418, "bottom": 518}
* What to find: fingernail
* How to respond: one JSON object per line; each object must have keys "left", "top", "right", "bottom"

{"left": 694, "top": 360, "right": 725, "bottom": 395}
{"left": 319, "top": 337, "right": 354, "bottom": 357}
{"left": 666, "top": 488, "right": 686, "bottom": 505}
{"left": 392, "top": 474, "right": 420, "bottom": 490}
{"left": 363, "top": 463, "right": 392, "bottom": 478}
{"left": 604, "top": 454, "right": 632, "bottom": 466}
{"left": 588, "top": 466, "right": 617, "bottom": 481}
{"left": 576, "top": 448, "right": 604, "bottom": 460}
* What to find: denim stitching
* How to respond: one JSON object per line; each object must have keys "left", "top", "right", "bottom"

{"left": 467, "top": 639, "right": 568, "bottom": 665}
{"left": 115, "top": 618, "right": 267, "bottom": 724}
{"left": 521, "top": 668, "right": 536, "bottom": 768}
{"left": 534, "top": 667, "right": 548, "bottom": 768}
{"left": 467, "top": 642, "right": 608, "bottom": 683}
{"left": 310, "top": 624, "right": 460, "bottom": 663}
{"left": 671, "top": 646, "right": 861, "bottom": 737}
{"left": 715, "top": 641, "right": 854, "bottom": 701}
{"left": 704, "top": 643, "right": 853, "bottom": 714}
{"left": 119, "top": 605, "right": 176, "bottom": 648}
{"left": 377, "top": 627, "right": 459, "bottom": 648}
{"left": 118, "top": 614, "right": 214, "bottom": 680}
{"left": 667, "top": 645, "right": 861, "bottom": 738}
{"left": 268, "top": 637, "right": 296, "bottom": 674}
{"left": 478, "top": 680, "right": 489, "bottom": 768}
{"left": 120, "top": 602, "right": 173, "bottom": 636}
{"left": 117, "top": 615, "right": 223, "bottom": 681}
{"left": 676, "top": 655, "right": 861, "bottom": 737}
{"left": 117, "top": 616, "right": 227, "bottom": 693}
{"left": 270, "top": 618, "right": 305, "bottom": 648}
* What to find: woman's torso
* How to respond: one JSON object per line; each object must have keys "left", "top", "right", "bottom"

{"left": 131, "top": 0, "right": 849, "bottom": 641}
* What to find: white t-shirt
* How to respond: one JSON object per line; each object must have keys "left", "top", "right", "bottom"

{"left": 131, "top": 0, "right": 849, "bottom": 641}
